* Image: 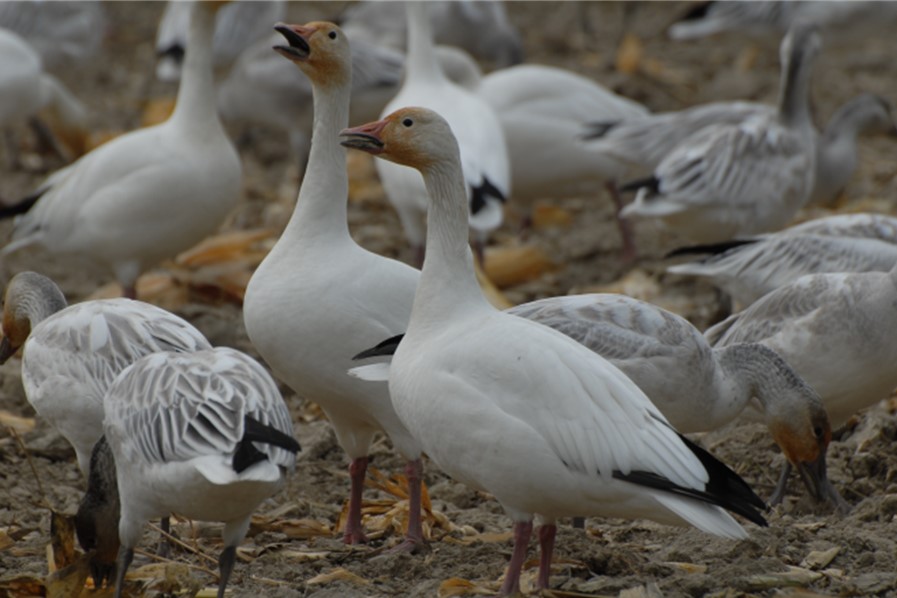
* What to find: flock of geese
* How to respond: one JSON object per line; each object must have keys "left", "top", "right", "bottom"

{"left": 1, "top": 1, "right": 896, "bottom": 596}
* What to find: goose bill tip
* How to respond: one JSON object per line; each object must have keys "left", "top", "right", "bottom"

{"left": 340, "top": 133, "right": 384, "bottom": 154}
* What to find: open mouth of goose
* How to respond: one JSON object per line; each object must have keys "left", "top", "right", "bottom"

{"left": 273, "top": 23, "right": 310, "bottom": 60}
{"left": 339, "top": 132, "right": 384, "bottom": 154}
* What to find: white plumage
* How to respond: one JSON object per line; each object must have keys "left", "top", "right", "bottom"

{"left": 2, "top": 2, "right": 242, "bottom": 299}
{"left": 86, "top": 346, "right": 298, "bottom": 597}
{"left": 242, "top": 22, "right": 425, "bottom": 549}
{"left": 0, "top": 271, "right": 212, "bottom": 476}
{"left": 375, "top": 1, "right": 511, "bottom": 264}
{"left": 340, "top": 107, "right": 766, "bottom": 595}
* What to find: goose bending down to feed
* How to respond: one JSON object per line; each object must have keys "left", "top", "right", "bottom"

{"left": 1, "top": 1, "right": 241, "bottom": 299}
{"left": 0, "top": 271, "right": 212, "bottom": 477}
{"left": 706, "top": 261, "right": 897, "bottom": 430}
{"left": 668, "top": 213, "right": 897, "bottom": 309}
{"left": 619, "top": 24, "right": 819, "bottom": 246}
{"left": 354, "top": 292, "right": 844, "bottom": 511}
{"left": 75, "top": 347, "right": 299, "bottom": 597}
{"left": 340, "top": 107, "right": 768, "bottom": 595}
{"left": 242, "top": 22, "right": 425, "bottom": 550}
{"left": 375, "top": 1, "right": 510, "bottom": 265}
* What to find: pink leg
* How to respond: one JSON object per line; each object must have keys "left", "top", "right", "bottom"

{"left": 537, "top": 523, "right": 557, "bottom": 590}
{"left": 499, "top": 520, "right": 533, "bottom": 597}
{"left": 388, "top": 458, "right": 426, "bottom": 553}
{"left": 606, "top": 181, "right": 637, "bottom": 264}
{"left": 344, "top": 456, "right": 369, "bottom": 544}
{"left": 122, "top": 284, "right": 137, "bottom": 300}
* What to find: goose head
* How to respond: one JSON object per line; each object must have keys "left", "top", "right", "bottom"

{"left": 0, "top": 272, "right": 67, "bottom": 364}
{"left": 273, "top": 21, "right": 351, "bottom": 86}
{"left": 340, "top": 107, "right": 458, "bottom": 170}
{"left": 852, "top": 94, "right": 897, "bottom": 137}
{"left": 766, "top": 393, "right": 847, "bottom": 512}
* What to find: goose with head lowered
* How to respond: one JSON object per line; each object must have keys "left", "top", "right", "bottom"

{"left": 242, "top": 21, "right": 425, "bottom": 551}
{"left": 375, "top": 1, "right": 510, "bottom": 265}
{"left": 1, "top": 1, "right": 242, "bottom": 299}
{"left": 340, "top": 107, "right": 767, "bottom": 595}
{"left": 75, "top": 347, "right": 299, "bottom": 598}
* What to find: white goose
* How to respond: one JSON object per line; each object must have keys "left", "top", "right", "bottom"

{"left": 0, "top": 27, "right": 88, "bottom": 160}
{"left": 668, "top": 213, "right": 897, "bottom": 309}
{"left": 242, "top": 22, "right": 425, "bottom": 550}
{"left": 75, "top": 347, "right": 299, "bottom": 597}
{"left": 340, "top": 0, "right": 524, "bottom": 68}
{"left": 706, "top": 261, "right": 897, "bottom": 429}
{"left": 340, "top": 107, "right": 767, "bottom": 595}
{"left": 154, "top": 0, "right": 285, "bottom": 82}
{"left": 619, "top": 24, "right": 819, "bottom": 245}
{"left": 376, "top": 1, "right": 511, "bottom": 265}
{"left": 2, "top": 1, "right": 242, "bottom": 299}
{"left": 0, "top": 271, "right": 212, "bottom": 476}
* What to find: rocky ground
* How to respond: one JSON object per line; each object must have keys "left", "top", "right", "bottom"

{"left": 1, "top": 2, "right": 897, "bottom": 597}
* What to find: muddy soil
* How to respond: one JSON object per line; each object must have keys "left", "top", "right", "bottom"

{"left": 2, "top": 2, "right": 897, "bottom": 597}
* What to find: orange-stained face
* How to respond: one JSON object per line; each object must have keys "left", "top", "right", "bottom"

{"left": 340, "top": 107, "right": 457, "bottom": 170}
{"left": 273, "top": 21, "right": 351, "bottom": 86}
{"left": 768, "top": 410, "right": 831, "bottom": 467}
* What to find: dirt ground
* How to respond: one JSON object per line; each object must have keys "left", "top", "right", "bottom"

{"left": 2, "top": 2, "right": 897, "bottom": 597}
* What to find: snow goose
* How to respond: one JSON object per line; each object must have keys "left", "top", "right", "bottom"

{"left": 0, "top": 271, "right": 212, "bottom": 476}
{"left": 668, "top": 214, "right": 897, "bottom": 309}
{"left": 242, "top": 22, "right": 425, "bottom": 550}
{"left": 705, "top": 261, "right": 897, "bottom": 429}
{"left": 217, "top": 30, "right": 404, "bottom": 169}
{"left": 340, "top": 0, "right": 523, "bottom": 68}
{"left": 619, "top": 24, "right": 819, "bottom": 245}
{"left": 340, "top": 107, "right": 767, "bottom": 594}
{"left": 1, "top": 1, "right": 242, "bottom": 299}
{"left": 155, "top": 0, "right": 285, "bottom": 81}
{"left": 354, "top": 291, "right": 842, "bottom": 510}
{"left": 0, "top": 27, "right": 88, "bottom": 160}
{"left": 375, "top": 1, "right": 511, "bottom": 265}
{"left": 75, "top": 347, "right": 299, "bottom": 597}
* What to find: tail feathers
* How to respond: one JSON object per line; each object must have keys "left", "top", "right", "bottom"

{"left": 619, "top": 175, "right": 660, "bottom": 195}
{"left": 652, "top": 492, "right": 747, "bottom": 540}
{"left": 613, "top": 433, "right": 768, "bottom": 529}
{"left": 347, "top": 363, "right": 391, "bottom": 382}
{"left": 232, "top": 415, "right": 300, "bottom": 474}
{"left": 353, "top": 333, "right": 404, "bottom": 360}
{"left": 665, "top": 238, "right": 758, "bottom": 259}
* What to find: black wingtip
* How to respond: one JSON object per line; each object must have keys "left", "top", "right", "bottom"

{"left": 233, "top": 415, "right": 301, "bottom": 474}
{"left": 470, "top": 176, "right": 507, "bottom": 215}
{"left": 0, "top": 191, "right": 41, "bottom": 220}
{"left": 613, "top": 433, "right": 768, "bottom": 528}
{"left": 618, "top": 175, "right": 660, "bottom": 195}
{"left": 677, "top": 1, "right": 714, "bottom": 23}
{"left": 352, "top": 333, "right": 404, "bottom": 361}
{"left": 665, "top": 238, "right": 758, "bottom": 259}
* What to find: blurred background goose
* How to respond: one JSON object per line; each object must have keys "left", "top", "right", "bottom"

{"left": 668, "top": 213, "right": 897, "bottom": 309}
{"left": 375, "top": 1, "right": 510, "bottom": 265}
{"left": 1, "top": 1, "right": 242, "bottom": 299}
{"left": 619, "top": 24, "right": 820, "bottom": 246}
{"left": 79, "top": 347, "right": 298, "bottom": 597}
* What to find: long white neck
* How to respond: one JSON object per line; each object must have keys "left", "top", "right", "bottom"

{"left": 404, "top": 2, "right": 447, "bottom": 86}
{"left": 281, "top": 75, "right": 352, "bottom": 245}
{"left": 412, "top": 157, "right": 492, "bottom": 330}
{"left": 170, "top": 2, "right": 221, "bottom": 136}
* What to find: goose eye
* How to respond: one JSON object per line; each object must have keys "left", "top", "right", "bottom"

{"left": 814, "top": 426, "right": 824, "bottom": 439}
{"left": 402, "top": 118, "right": 413, "bottom": 127}
{"left": 328, "top": 31, "right": 337, "bottom": 40}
